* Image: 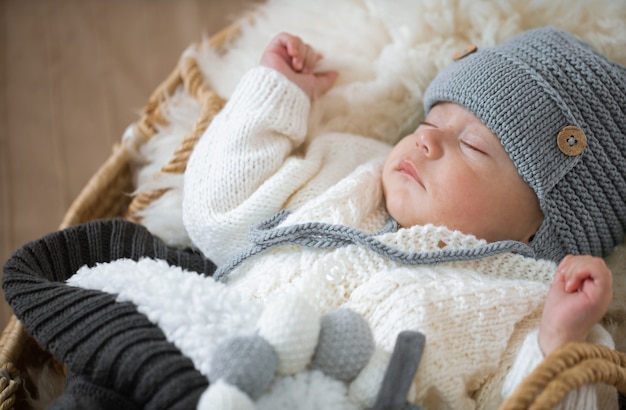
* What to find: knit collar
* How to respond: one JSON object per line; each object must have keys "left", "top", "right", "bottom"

{"left": 214, "top": 210, "right": 534, "bottom": 282}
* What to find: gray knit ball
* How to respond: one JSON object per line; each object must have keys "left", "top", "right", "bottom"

{"left": 208, "top": 334, "right": 278, "bottom": 400}
{"left": 312, "top": 308, "right": 375, "bottom": 381}
{"left": 424, "top": 27, "right": 626, "bottom": 262}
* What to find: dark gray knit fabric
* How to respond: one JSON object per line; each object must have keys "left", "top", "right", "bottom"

{"left": 49, "top": 374, "right": 140, "bottom": 410}
{"left": 2, "top": 218, "right": 216, "bottom": 409}
{"left": 424, "top": 27, "right": 626, "bottom": 262}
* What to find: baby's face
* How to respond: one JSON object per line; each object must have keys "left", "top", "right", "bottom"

{"left": 382, "top": 102, "right": 543, "bottom": 243}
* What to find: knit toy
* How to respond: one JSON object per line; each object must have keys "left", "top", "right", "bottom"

{"left": 198, "top": 293, "right": 426, "bottom": 410}
{"left": 2, "top": 219, "right": 427, "bottom": 409}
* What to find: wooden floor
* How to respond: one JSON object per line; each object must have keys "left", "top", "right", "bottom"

{"left": 0, "top": 0, "right": 260, "bottom": 333}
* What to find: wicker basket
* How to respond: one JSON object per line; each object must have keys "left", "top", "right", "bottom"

{"left": 0, "top": 22, "right": 625, "bottom": 410}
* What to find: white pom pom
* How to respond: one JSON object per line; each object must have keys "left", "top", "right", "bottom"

{"left": 348, "top": 347, "right": 391, "bottom": 408}
{"left": 256, "top": 370, "right": 359, "bottom": 410}
{"left": 257, "top": 293, "right": 321, "bottom": 375}
{"left": 197, "top": 380, "right": 255, "bottom": 410}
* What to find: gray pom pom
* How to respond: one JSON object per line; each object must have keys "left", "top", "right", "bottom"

{"left": 312, "top": 308, "right": 374, "bottom": 381}
{"left": 208, "top": 334, "right": 278, "bottom": 399}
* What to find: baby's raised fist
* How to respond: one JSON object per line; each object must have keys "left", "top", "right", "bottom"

{"left": 538, "top": 255, "right": 613, "bottom": 355}
{"left": 260, "top": 32, "right": 337, "bottom": 99}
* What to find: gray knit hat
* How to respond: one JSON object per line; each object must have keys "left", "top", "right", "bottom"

{"left": 423, "top": 26, "right": 626, "bottom": 262}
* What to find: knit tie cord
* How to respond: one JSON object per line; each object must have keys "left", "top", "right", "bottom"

{"left": 214, "top": 210, "right": 535, "bottom": 281}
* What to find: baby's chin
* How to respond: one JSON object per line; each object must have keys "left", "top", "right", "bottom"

{"left": 383, "top": 197, "right": 417, "bottom": 229}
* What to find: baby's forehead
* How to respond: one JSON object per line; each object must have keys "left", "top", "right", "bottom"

{"left": 426, "top": 101, "right": 518, "bottom": 159}
{"left": 425, "top": 102, "right": 498, "bottom": 137}
{"left": 425, "top": 101, "right": 479, "bottom": 123}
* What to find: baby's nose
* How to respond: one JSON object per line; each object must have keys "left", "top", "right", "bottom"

{"left": 415, "top": 130, "right": 443, "bottom": 159}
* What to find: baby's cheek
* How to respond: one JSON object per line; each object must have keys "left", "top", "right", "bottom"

{"left": 384, "top": 189, "right": 414, "bottom": 228}
{"left": 432, "top": 185, "right": 499, "bottom": 240}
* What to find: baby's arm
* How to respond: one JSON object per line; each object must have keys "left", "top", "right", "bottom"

{"left": 183, "top": 33, "right": 337, "bottom": 263}
{"left": 502, "top": 256, "right": 614, "bottom": 408}
{"left": 539, "top": 255, "right": 613, "bottom": 356}
{"left": 502, "top": 325, "right": 614, "bottom": 409}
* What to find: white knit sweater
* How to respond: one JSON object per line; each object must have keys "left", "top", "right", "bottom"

{"left": 183, "top": 67, "right": 615, "bottom": 409}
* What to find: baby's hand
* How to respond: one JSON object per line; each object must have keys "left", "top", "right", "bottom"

{"left": 538, "top": 255, "right": 613, "bottom": 356}
{"left": 260, "top": 32, "right": 338, "bottom": 99}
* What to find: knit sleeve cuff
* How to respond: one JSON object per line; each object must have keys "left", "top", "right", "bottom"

{"left": 501, "top": 328, "right": 600, "bottom": 409}
{"left": 501, "top": 328, "right": 544, "bottom": 398}
{"left": 224, "top": 66, "right": 311, "bottom": 143}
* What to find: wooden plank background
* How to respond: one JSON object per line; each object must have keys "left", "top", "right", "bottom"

{"left": 0, "top": 0, "right": 261, "bottom": 333}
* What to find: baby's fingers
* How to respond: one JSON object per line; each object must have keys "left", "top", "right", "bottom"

{"left": 283, "top": 39, "right": 301, "bottom": 68}
{"left": 300, "top": 48, "right": 322, "bottom": 74}
{"left": 563, "top": 269, "right": 591, "bottom": 293}
{"left": 558, "top": 255, "right": 613, "bottom": 299}
{"left": 284, "top": 38, "right": 318, "bottom": 73}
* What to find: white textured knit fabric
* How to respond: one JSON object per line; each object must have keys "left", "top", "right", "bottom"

{"left": 182, "top": 67, "right": 617, "bottom": 409}
{"left": 348, "top": 347, "right": 391, "bottom": 408}
{"left": 257, "top": 294, "right": 321, "bottom": 375}
{"left": 184, "top": 67, "right": 391, "bottom": 266}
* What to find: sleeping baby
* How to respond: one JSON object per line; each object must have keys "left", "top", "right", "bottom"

{"left": 182, "top": 27, "right": 626, "bottom": 408}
